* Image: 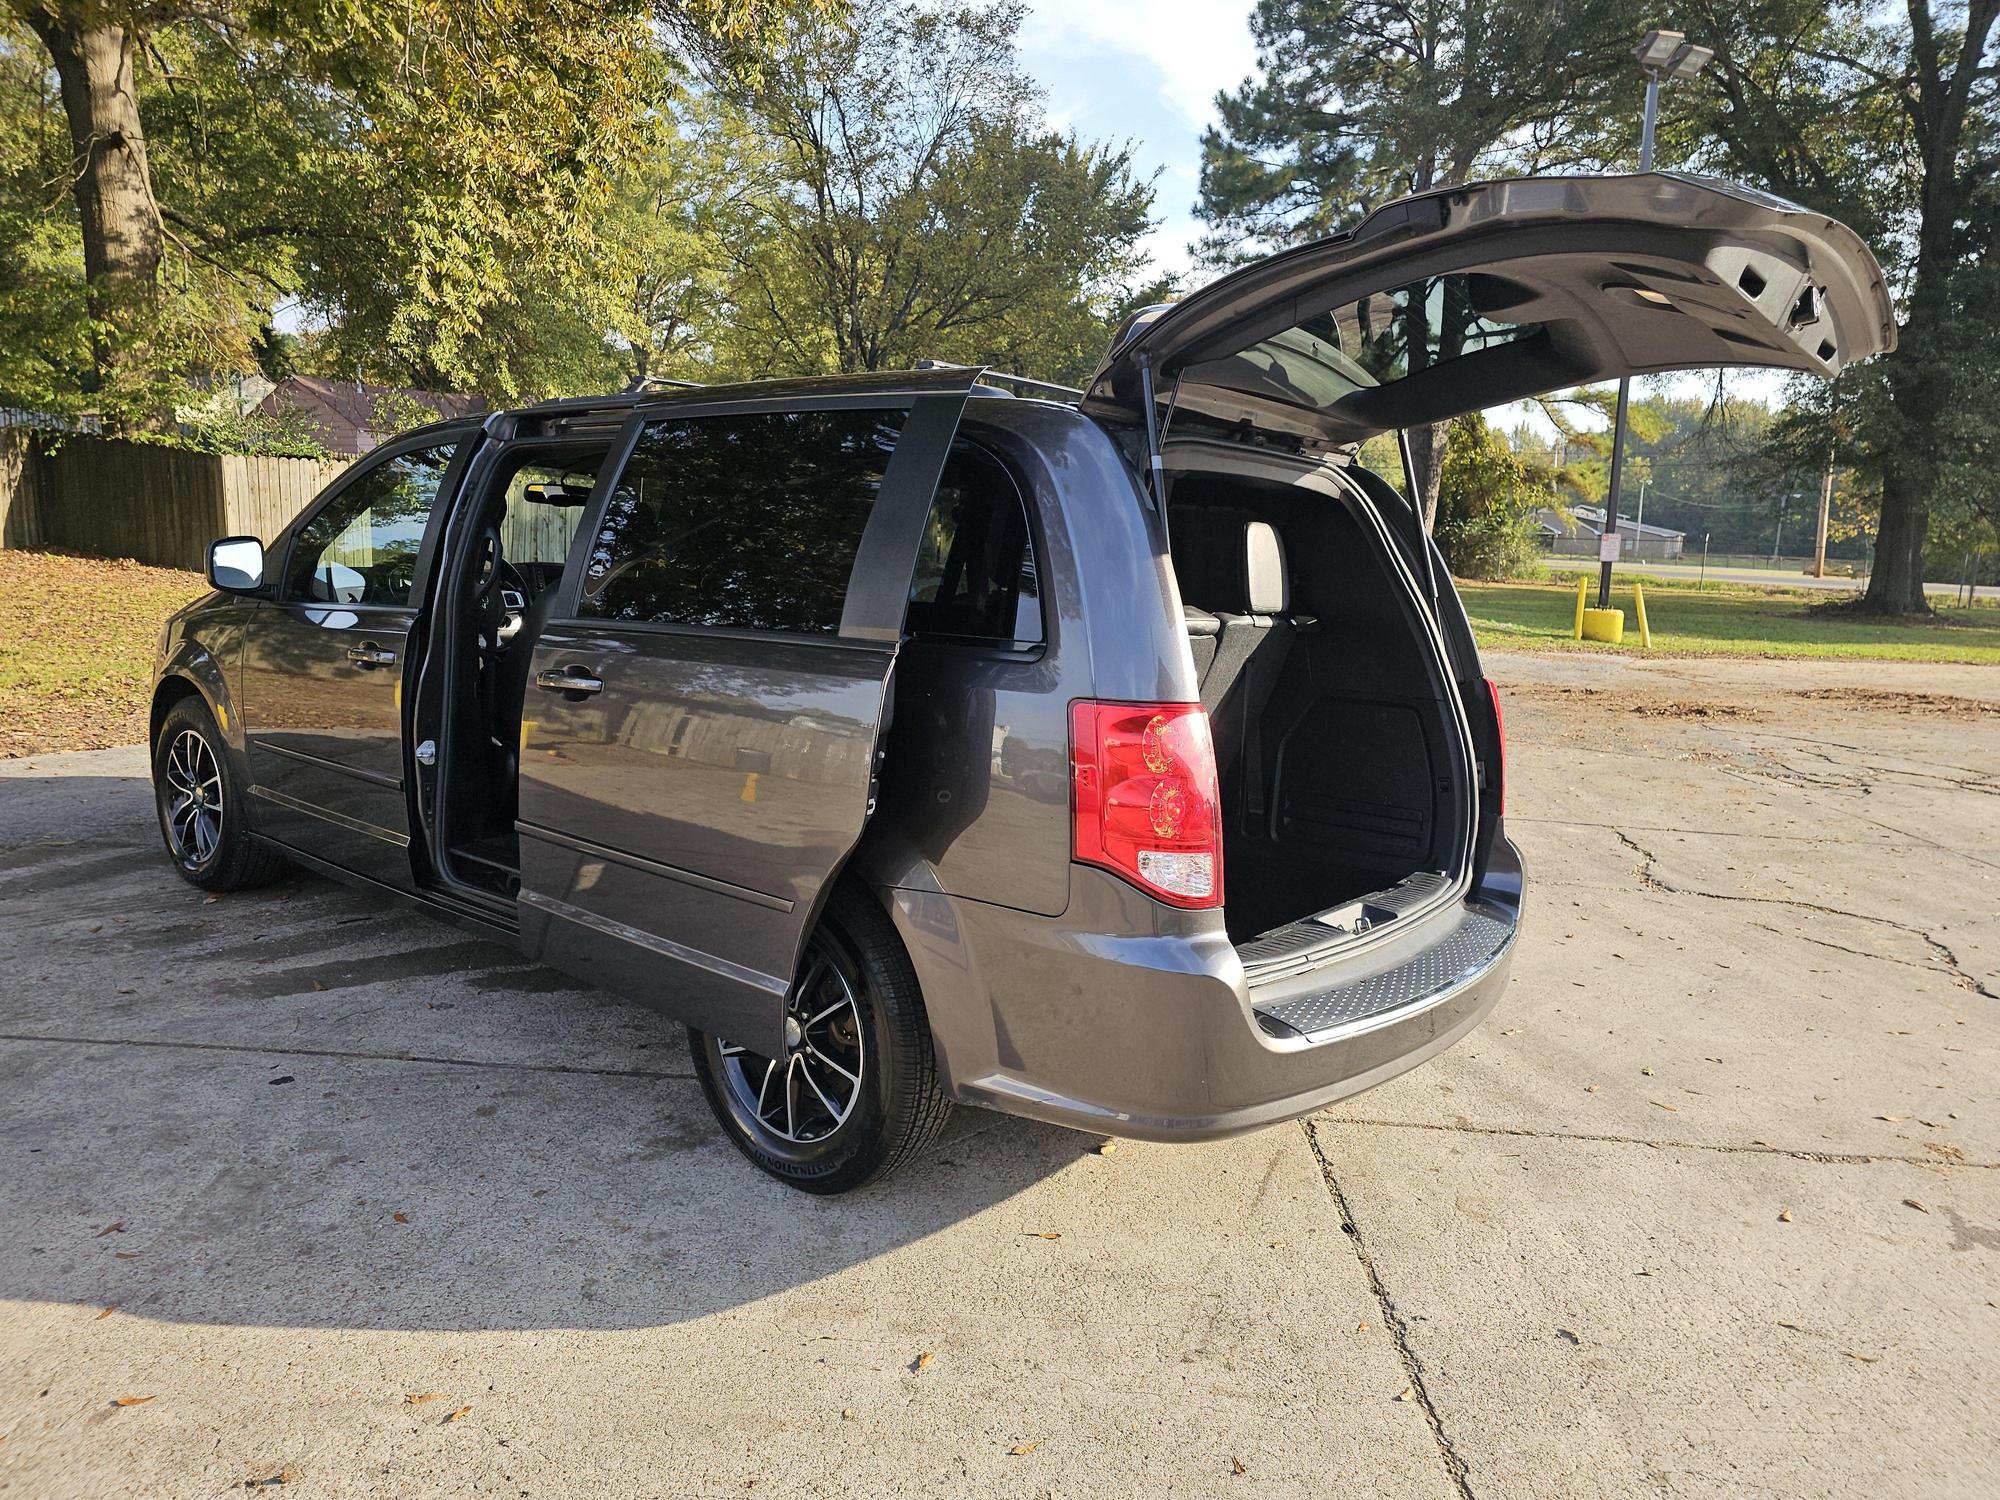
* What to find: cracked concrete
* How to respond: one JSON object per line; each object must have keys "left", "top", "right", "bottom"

{"left": 2, "top": 651, "right": 1996, "bottom": 1498}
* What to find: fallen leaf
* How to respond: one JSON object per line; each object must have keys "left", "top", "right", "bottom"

{"left": 1556, "top": 1327, "right": 1580, "bottom": 1345}
{"left": 911, "top": 1351, "right": 934, "bottom": 1374}
{"left": 1355, "top": 1321, "right": 1368, "bottom": 1333}
{"left": 1394, "top": 1385, "right": 1416, "bottom": 1403}
{"left": 114, "top": 1251, "right": 138, "bottom": 1260}
{"left": 1902, "top": 1198, "right": 1929, "bottom": 1214}
{"left": 405, "top": 1392, "right": 447, "bottom": 1405}
{"left": 393, "top": 1213, "right": 409, "bottom": 1225}
{"left": 268, "top": 1076, "right": 294, "bottom": 1086}
{"left": 1269, "top": 1240, "right": 1286, "bottom": 1249}
{"left": 1231, "top": 1458, "right": 1249, "bottom": 1476}
{"left": 1500, "top": 1027, "right": 1521, "bottom": 1036}
{"left": 841, "top": 1408, "right": 854, "bottom": 1421}
{"left": 1009, "top": 1441, "right": 1040, "bottom": 1456}
{"left": 1096, "top": 1142, "right": 1117, "bottom": 1155}
{"left": 95, "top": 1222, "right": 125, "bottom": 1237}
{"left": 442, "top": 1405, "right": 471, "bottom": 1424}
{"left": 97, "top": 1304, "right": 116, "bottom": 1320}
{"left": 1841, "top": 1350, "right": 1880, "bottom": 1364}
{"left": 1023, "top": 1231, "right": 1060, "bottom": 1240}
{"left": 1877, "top": 1114, "right": 1908, "bottom": 1123}
{"left": 1640, "top": 1067, "right": 1654, "bottom": 1076}
{"left": 1584, "top": 1083, "right": 1601, "bottom": 1094}
{"left": 111, "top": 1395, "right": 154, "bottom": 1407}
{"left": 1650, "top": 1100, "right": 1679, "bottom": 1113}
{"left": 1778, "top": 1209, "right": 1794, "bottom": 1223}
{"left": 310, "top": 980, "right": 325, "bottom": 992}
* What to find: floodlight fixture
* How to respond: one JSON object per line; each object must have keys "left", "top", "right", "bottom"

{"left": 1667, "top": 43, "right": 1714, "bottom": 79}
{"left": 1634, "top": 29, "right": 1685, "bottom": 69}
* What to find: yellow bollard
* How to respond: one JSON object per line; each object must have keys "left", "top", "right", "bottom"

{"left": 1580, "top": 607, "right": 1624, "bottom": 643}
{"left": 1572, "top": 574, "right": 1589, "bottom": 640}
{"left": 1633, "top": 582, "right": 1652, "bottom": 648}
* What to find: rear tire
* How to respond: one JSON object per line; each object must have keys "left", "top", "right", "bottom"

{"left": 690, "top": 885, "right": 950, "bottom": 1194}
{"left": 152, "top": 696, "right": 286, "bottom": 892}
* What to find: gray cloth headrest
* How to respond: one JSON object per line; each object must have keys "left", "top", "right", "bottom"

{"left": 1244, "top": 521, "right": 1288, "bottom": 615}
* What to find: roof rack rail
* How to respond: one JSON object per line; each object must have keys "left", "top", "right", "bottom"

{"left": 914, "top": 360, "right": 1084, "bottom": 401}
{"left": 623, "top": 374, "right": 707, "bottom": 392}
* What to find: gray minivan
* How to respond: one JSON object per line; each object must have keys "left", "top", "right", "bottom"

{"left": 151, "top": 173, "right": 1893, "bottom": 1191}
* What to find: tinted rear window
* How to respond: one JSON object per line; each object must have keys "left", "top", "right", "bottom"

{"left": 906, "top": 441, "right": 1041, "bottom": 645}
{"left": 578, "top": 408, "right": 906, "bottom": 634}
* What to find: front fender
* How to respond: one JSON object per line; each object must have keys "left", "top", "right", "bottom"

{"left": 151, "top": 602, "right": 249, "bottom": 772}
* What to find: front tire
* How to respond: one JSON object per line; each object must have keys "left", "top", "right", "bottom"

{"left": 690, "top": 885, "right": 950, "bottom": 1194}
{"left": 152, "top": 696, "right": 286, "bottom": 892}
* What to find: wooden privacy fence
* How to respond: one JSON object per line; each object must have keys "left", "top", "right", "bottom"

{"left": 0, "top": 429, "right": 344, "bottom": 571}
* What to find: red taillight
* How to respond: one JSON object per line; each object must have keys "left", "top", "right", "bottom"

{"left": 1483, "top": 677, "right": 1506, "bottom": 816}
{"left": 1070, "top": 700, "right": 1223, "bottom": 909}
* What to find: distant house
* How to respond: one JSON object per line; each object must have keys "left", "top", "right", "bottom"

{"left": 1534, "top": 504, "right": 1686, "bottom": 561}
{"left": 254, "top": 376, "right": 487, "bottom": 457}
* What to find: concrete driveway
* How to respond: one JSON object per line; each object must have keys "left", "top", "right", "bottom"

{"left": 2, "top": 651, "right": 1995, "bottom": 1499}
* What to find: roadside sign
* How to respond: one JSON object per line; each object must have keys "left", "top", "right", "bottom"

{"left": 1599, "top": 533, "right": 1622, "bottom": 563}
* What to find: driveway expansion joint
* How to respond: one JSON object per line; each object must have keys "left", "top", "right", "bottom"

{"left": 1319, "top": 1115, "right": 1998, "bottom": 1170}
{"left": 0, "top": 1031, "right": 696, "bottom": 1082}
{"left": 1303, "top": 1120, "right": 1478, "bottom": 1500}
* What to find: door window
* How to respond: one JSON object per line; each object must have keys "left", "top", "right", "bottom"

{"left": 287, "top": 443, "right": 459, "bottom": 606}
{"left": 906, "top": 440, "right": 1042, "bottom": 645}
{"left": 578, "top": 408, "right": 906, "bottom": 635}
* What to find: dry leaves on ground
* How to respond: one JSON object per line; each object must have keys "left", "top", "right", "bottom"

{"left": 405, "top": 1392, "right": 447, "bottom": 1406}
{"left": 442, "top": 1406, "right": 472, "bottom": 1424}
{"left": 1009, "top": 1442, "right": 1040, "bottom": 1456}
{"left": 111, "top": 1395, "right": 154, "bottom": 1407}
{"left": 911, "top": 1351, "right": 934, "bottom": 1374}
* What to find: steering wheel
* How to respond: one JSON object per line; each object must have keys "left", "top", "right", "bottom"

{"left": 471, "top": 525, "right": 531, "bottom": 651}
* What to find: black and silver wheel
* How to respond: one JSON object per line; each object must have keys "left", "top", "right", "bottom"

{"left": 152, "top": 695, "right": 286, "bottom": 892}
{"left": 690, "top": 885, "right": 950, "bottom": 1194}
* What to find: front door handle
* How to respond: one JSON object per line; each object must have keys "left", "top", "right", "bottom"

{"left": 346, "top": 642, "right": 397, "bottom": 668}
{"left": 535, "top": 667, "right": 603, "bottom": 696}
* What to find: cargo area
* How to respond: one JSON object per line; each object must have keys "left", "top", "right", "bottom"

{"left": 1167, "top": 456, "right": 1472, "bottom": 951}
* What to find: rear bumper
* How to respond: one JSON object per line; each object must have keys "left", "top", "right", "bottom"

{"left": 887, "top": 834, "right": 1523, "bottom": 1142}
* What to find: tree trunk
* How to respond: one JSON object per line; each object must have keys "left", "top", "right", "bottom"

{"left": 1865, "top": 430, "right": 1933, "bottom": 612}
{"left": 1407, "top": 420, "right": 1444, "bottom": 531}
{"left": 21, "top": 6, "right": 164, "bottom": 421}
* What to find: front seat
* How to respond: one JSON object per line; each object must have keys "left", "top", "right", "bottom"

{"left": 1200, "top": 521, "right": 1294, "bottom": 829}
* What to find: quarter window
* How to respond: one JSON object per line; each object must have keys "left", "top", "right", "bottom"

{"left": 286, "top": 443, "right": 458, "bottom": 606}
{"left": 906, "top": 441, "right": 1042, "bottom": 645}
{"left": 579, "top": 409, "right": 906, "bottom": 634}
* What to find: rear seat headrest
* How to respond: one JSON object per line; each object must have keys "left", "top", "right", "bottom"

{"left": 1245, "top": 521, "right": 1288, "bottom": 615}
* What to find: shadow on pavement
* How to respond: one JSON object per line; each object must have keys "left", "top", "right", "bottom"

{"left": 1, "top": 772, "right": 1088, "bottom": 1334}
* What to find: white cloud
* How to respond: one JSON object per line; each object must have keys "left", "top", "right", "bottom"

{"left": 1020, "top": 1, "right": 1258, "bottom": 131}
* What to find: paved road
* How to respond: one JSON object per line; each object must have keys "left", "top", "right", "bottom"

{"left": 2, "top": 654, "right": 1995, "bottom": 1498}
{"left": 1543, "top": 555, "right": 1992, "bottom": 599}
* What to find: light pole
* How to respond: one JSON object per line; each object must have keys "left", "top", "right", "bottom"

{"left": 1598, "top": 29, "right": 1714, "bottom": 609}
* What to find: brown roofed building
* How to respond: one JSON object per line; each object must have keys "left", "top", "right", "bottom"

{"left": 254, "top": 376, "right": 487, "bottom": 457}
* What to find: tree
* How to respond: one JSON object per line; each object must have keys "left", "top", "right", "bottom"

{"left": 672, "top": 1, "right": 1160, "bottom": 386}
{"left": 1195, "top": 0, "right": 1631, "bottom": 527}
{"left": 6, "top": 0, "right": 800, "bottom": 424}
{"left": 1434, "top": 411, "right": 1572, "bottom": 579}
{"left": 1670, "top": 0, "right": 2000, "bottom": 611}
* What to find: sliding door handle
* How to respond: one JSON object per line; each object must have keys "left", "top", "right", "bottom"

{"left": 345, "top": 642, "right": 397, "bottom": 668}
{"left": 535, "top": 667, "right": 603, "bottom": 696}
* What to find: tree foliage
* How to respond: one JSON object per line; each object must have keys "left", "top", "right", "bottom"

{"left": 638, "top": 1, "right": 1160, "bottom": 387}
{"left": 1435, "top": 412, "right": 1570, "bottom": 579}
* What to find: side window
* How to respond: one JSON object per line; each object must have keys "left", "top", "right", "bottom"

{"left": 1354, "top": 431, "right": 1409, "bottom": 496}
{"left": 286, "top": 443, "right": 458, "bottom": 606}
{"left": 579, "top": 408, "right": 906, "bottom": 634}
{"left": 906, "top": 441, "right": 1042, "bottom": 646}
{"left": 499, "top": 460, "right": 598, "bottom": 569}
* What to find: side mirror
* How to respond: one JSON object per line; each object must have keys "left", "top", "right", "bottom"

{"left": 208, "top": 535, "right": 266, "bottom": 593}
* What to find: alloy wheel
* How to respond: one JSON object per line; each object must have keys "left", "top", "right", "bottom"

{"left": 715, "top": 940, "right": 866, "bottom": 1147}
{"left": 163, "top": 728, "right": 224, "bottom": 870}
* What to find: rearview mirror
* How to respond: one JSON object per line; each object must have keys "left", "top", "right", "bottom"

{"left": 208, "top": 535, "right": 266, "bottom": 593}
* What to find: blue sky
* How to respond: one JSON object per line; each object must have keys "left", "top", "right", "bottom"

{"left": 1016, "top": 0, "right": 1259, "bottom": 283}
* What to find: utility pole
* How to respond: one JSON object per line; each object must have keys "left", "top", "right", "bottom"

{"left": 1812, "top": 444, "right": 1834, "bottom": 578}
{"left": 1600, "top": 30, "right": 1713, "bottom": 609}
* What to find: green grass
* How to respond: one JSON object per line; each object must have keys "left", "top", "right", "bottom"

{"left": 0, "top": 549, "right": 209, "bottom": 756}
{"left": 1456, "top": 579, "right": 2000, "bottom": 663}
